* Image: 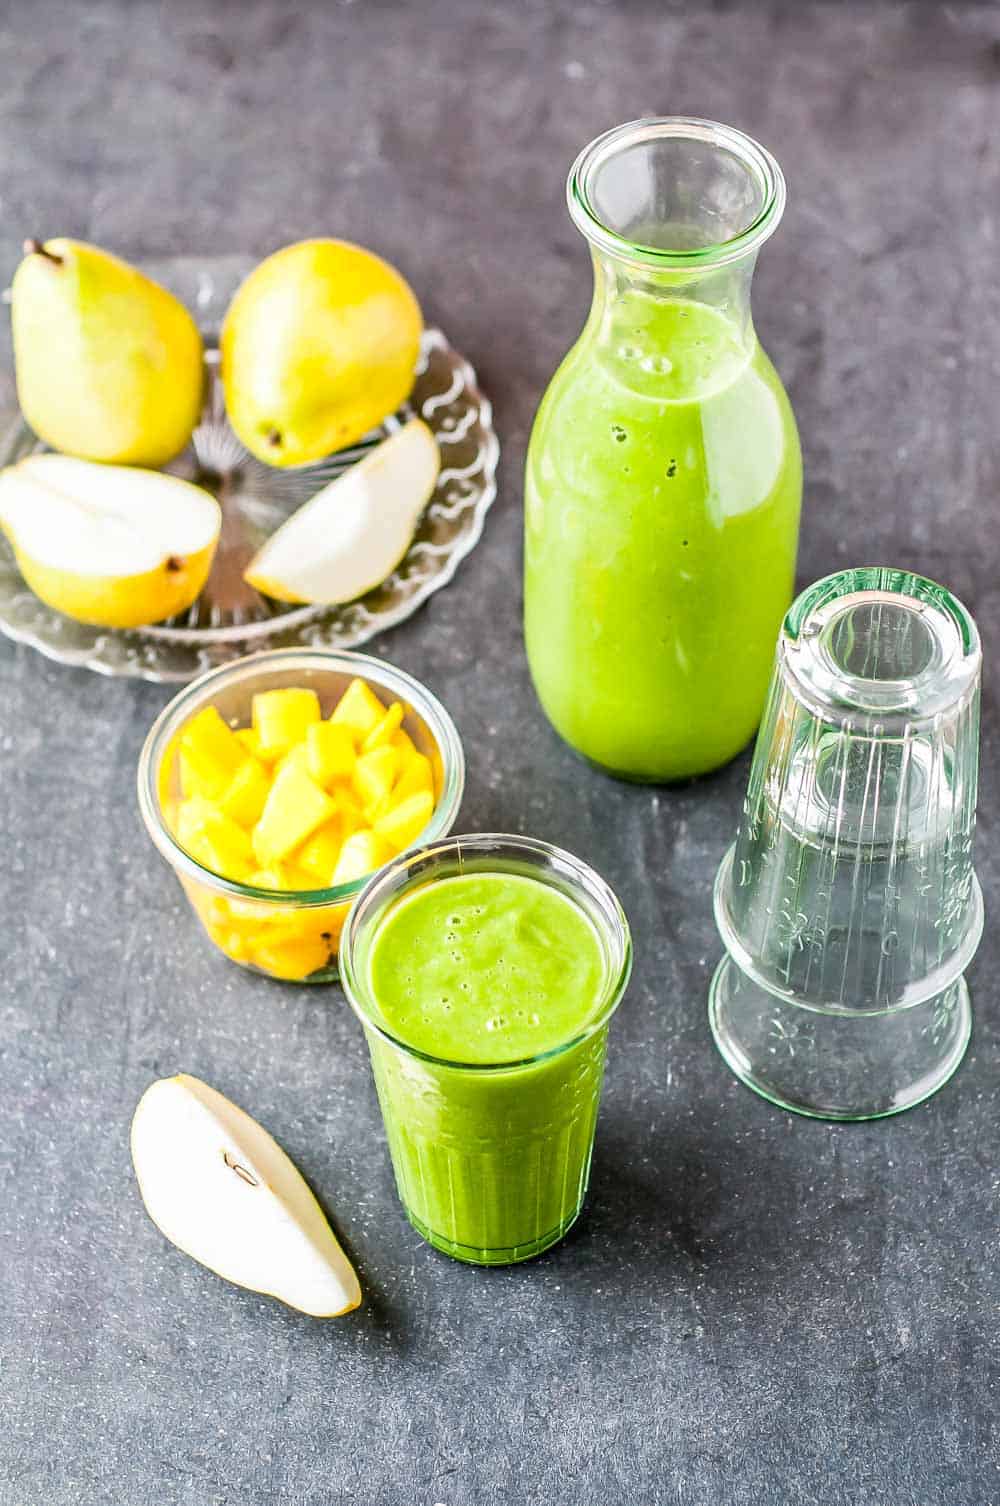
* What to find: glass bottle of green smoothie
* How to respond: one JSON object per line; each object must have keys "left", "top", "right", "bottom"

{"left": 525, "top": 118, "right": 802, "bottom": 781}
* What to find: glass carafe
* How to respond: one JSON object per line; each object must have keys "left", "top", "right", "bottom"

{"left": 524, "top": 118, "right": 802, "bottom": 781}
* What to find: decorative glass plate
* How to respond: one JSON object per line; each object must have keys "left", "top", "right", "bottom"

{"left": 0, "top": 256, "right": 499, "bottom": 682}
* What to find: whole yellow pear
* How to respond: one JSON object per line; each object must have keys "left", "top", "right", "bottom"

{"left": 221, "top": 239, "right": 422, "bottom": 467}
{"left": 12, "top": 239, "right": 204, "bottom": 467}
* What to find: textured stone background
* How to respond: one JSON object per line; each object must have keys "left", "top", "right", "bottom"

{"left": 2, "top": 3, "right": 1000, "bottom": 1503}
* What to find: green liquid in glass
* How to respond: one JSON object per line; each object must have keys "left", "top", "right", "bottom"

{"left": 364, "top": 872, "right": 611, "bottom": 1264}
{"left": 525, "top": 294, "right": 802, "bottom": 781}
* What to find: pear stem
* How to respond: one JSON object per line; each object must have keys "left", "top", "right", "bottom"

{"left": 23, "top": 238, "right": 63, "bottom": 266}
{"left": 265, "top": 428, "right": 282, "bottom": 449}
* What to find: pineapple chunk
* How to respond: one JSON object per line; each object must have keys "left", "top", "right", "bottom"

{"left": 252, "top": 687, "right": 321, "bottom": 756}
{"left": 250, "top": 935, "right": 331, "bottom": 982}
{"left": 305, "top": 722, "right": 356, "bottom": 788}
{"left": 333, "top": 829, "right": 393, "bottom": 886}
{"left": 253, "top": 760, "right": 336, "bottom": 865}
{"left": 393, "top": 752, "right": 434, "bottom": 802}
{"left": 178, "top": 706, "right": 248, "bottom": 799}
{"left": 329, "top": 677, "right": 386, "bottom": 740}
{"left": 219, "top": 757, "right": 270, "bottom": 827}
{"left": 362, "top": 701, "right": 405, "bottom": 753}
{"left": 176, "top": 797, "right": 254, "bottom": 881}
{"left": 353, "top": 745, "right": 400, "bottom": 810}
{"left": 375, "top": 791, "right": 435, "bottom": 853}
{"left": 296, "top": 820, "right": 342, "bottom": 884}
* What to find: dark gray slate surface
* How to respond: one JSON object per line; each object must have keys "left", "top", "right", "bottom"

{"left": 3, "top": 2, "right": 1000, "bottom": 1503}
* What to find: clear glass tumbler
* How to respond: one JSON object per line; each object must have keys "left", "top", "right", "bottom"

{"left": 710, "top": 567, "right": 983, "bottom": 1119}
{"left": 340, "top": 835, "right": 632, "bottom": 1264}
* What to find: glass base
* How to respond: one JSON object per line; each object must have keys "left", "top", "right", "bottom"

{"left": 709, "top": 954, "right": 972, "bottom": 1121}
{"left": 404, "top": 1203, "right": 583, "bottom": 1265}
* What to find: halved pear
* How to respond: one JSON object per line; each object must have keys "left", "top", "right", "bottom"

{"left": 131, "top": 1074, "right": 361, "bottom": 1318}
{"left": 0, "top": 453, "right": 220, "bottom": 628}
{"left": 243, "top": 417, "right": 439, "bottom": 604}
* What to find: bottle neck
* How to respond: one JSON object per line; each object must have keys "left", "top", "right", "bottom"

{"left": 587, "top": 248, "right": 758, "bottom": 350}
{"left": 584, "top": 249, "right": 759, "bottom": 399}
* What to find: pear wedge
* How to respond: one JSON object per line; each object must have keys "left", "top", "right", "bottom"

{"left": 0, "top": 454, "right": 220, "bottom": 627}
{"left": 131, "top": 1074, "right": 361, "bottom": 1318}
{"left": 243, "top": 418, "right": 439, "bottom": 604}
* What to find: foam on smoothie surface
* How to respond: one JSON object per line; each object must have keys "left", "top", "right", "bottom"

{"left": 366, "top": 871, "right": 606, "bottom": 1064}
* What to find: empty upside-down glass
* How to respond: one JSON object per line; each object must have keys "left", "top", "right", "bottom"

{"left": 711, "top": 567, "right": 983, "bottom": 1119}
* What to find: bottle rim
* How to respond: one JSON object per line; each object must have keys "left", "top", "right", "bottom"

{"left": 567, "top": 116, "right": 786, "bottom": 271}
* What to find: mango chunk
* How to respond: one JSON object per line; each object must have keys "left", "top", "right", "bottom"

{"left": 305, "top": 722, "right": 356, "bottom": 788}
{"left": 375, "top": 790, "right": 435, "bottom": 853}
{"left": 393, "top": 752, "right": 434, "bottom": 802}
{"left": 252, "top": 687, "right": 321, "bottom": 756}
{"left": 392, "top": 727, "right": 419, "bottom": 761}
{"left": 333, "top": 829, "right": 393, "bottom": 886}
{"left": 250, "top": 866, "right": 292, "bottom": 890}
{"left": 250, "top": 936, "right": 332, "bottom": 982}
{"left": 219, "top": 757, "right": 271, "bottom": 827}
{"left": 253, "top": 760, "right": 336, "bottom": 865}
{"left": 296, "top": 819, "right": 343, "bottom": 884}
{"left": 176, "top": 797, "right": 254, "bottom": 881}
{"left": 353, "top": 745, "right": 400, "bottom": 810}
{"left": 329, "top": 677, "right": 386, "bottom": 740}
{"left": 178, "top": 706, "right": 248, "bottom": 799}
{"left": 334, "top": 784, "right": 365, "bottom": 837}
{"left": 362, "top": 701, "right": 405, "bottom": 753}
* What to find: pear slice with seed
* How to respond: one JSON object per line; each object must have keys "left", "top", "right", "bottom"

{"left": 131, "top": 1074, "right": 361, "bottom": 1317}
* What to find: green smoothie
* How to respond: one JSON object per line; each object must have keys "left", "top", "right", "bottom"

{"left": 525, "top": 292, "right": 802, "bottom": 780}
{"left": 359, "top": 870, "right": 616, "bottom": 1264}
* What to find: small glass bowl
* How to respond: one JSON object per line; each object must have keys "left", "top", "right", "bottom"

{"left": 137, "top": 648, "right": 465, "bottom": 983}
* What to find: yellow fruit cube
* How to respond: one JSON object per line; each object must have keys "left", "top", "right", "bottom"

{"left": 175, "top": 793, "right": 218, "bottom": 843}
{"left": 305, "top": 722, "right": 356, "bottom": 788}
{"left": 219, "top": 757, "right": 271, "bottom": 827}
{"left": 329, "top": 677, "right": 387, "bottom": 740}
{"left": 296, "top": 819, "right": 343, "bottom": 884}
{"left": 333, "top": 829, "right": 393, "bottom": 886}
{"left": 363, "top": 793, "right": 392, "bottom": 826}
{"left": 250, "top": 936, "right": 332, "bottom": 982}
{"left": 177, "top": 797, "right": 254, "bottom": 881}
{"left": 246, "top": 867, "right": 294, "bottom": 892}
{"left": 214, "top": 926, "right": 252, "bottom": 963}
{"left": 353, "top": 745, "right": 400, "bottom": 810}
{"left": 375, "top": 791, "right": 435, "bottom": 853}
{"left": 178, "top": 706, "right": 248, "bottom": 799}
{"left": 393, "top": 752, "right": 434, "bottom": 802}
{"left": 362, "top": 701, "right": 405, "bottom": 753}
{"left": 334, "top": 785, "right": 365, "bottom": 836}
{"left": 392, "top": 727, "right": 419, "bottom": 761}
{"left": 252, "top": 760, "right": 336, "bottom": 865}
{"left": 252, "top": 687, "right": 321, "bottom": 756}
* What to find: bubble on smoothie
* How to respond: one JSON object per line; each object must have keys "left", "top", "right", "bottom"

{"left": 485, "top": 1015, "right": 507, "bottom": 1032}
{"left": 618, "top": 344, "right": 640, "bottom": 360}
{"left": 611, "top": 423, "right": 627, "bottom": 443}
{"left": 641, "top": 353, "right": 673, "bottom": 375}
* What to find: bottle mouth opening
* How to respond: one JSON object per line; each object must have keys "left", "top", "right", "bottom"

{"left": 567, "top": 117, "right": 785, "bottom": 270}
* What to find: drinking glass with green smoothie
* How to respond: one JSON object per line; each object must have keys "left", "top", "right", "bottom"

{"left": 340, "top": 834, "right": 632, "bottom": 1265}
{"left": 525, "top": 118, "right": 802, "bottom": 781}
